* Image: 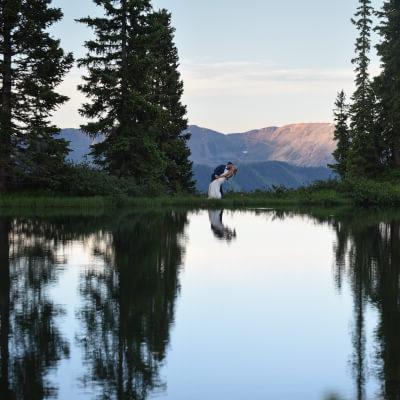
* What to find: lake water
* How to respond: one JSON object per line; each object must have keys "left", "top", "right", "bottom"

{"left": 0, "top": 208, "right": 399, "bottom": 400}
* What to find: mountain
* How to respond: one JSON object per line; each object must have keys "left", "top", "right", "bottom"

{"left": 60, "top": 124, "right": 336, "bottom": 192}
{"left": 59, "top": 128, "right": 104, "bottom": 163}
{"left": 187, "top": 123, "right": 335, "bottom": 167}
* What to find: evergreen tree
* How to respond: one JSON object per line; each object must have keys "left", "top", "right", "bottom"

{"left": 0, "top": 0, "right": 73, "bottom": 191}
{"left": 147, "top": 10, "right": 194, "bottom": 193}
{"left": 347, "top": 0, "right": 379, "bottom": 177}
{"left": 78, "top": 0, "right": 167, "bottom": 186}
{"left": 375, "top": 0, "right": 400, "bottom": 167}
{"left": 330, "top": 91, "right": 351, "bottom": 178}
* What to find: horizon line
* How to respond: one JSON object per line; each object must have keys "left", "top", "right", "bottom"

{"left": 60, "top": 121, "right": 334, "bottom": 134}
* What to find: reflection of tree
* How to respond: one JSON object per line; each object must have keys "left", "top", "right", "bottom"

{"left": 0, "top": 218, "right": 11, "bottom": 399}
{"left": 0, "top": 218, "right": 69, "bottom": 400}
{"left": 332, "top": 213, "right": 400, "bottom": 400}
{"left": 78, "top": 211, "right": 188, "bottom": 400}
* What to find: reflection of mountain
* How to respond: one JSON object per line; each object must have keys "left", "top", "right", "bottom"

{"left": 78, "top": 211, "right": 188, "bottom": 399}
{"left": 61, "top": 124, "right": 334, "bottom": 191}
{"left": 0, "top": 218, "right": 69, "bottom": 400}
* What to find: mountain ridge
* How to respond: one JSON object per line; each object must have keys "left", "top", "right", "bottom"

{"left": 186, "top": 122, "right": 335, "bottom": 167}
{"left": 59, "top": 123, "right": 336, "bottom": 192}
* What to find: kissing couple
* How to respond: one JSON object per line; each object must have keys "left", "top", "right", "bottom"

{"left": 208, "top": 162, "right": 238, "bottom": 199}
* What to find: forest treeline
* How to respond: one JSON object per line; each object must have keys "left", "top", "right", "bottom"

{"left": 331, "top": 0, "right": 400, "bottom": 180}
{"left": 0, "top": 0, "right": 194, "bottom": 196}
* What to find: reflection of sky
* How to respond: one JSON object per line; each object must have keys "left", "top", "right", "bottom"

{"left": 40, "top": 211, "right": 379, "bottom": 400}
{"left": 160, "top": 211, "right": 379, "bottom": 400}
{"left": 47, "top": 240, "right": 106, "bottom": 400}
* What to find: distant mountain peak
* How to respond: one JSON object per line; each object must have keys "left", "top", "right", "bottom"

{"left": 187, "top": 122, "right": 335, "bottom": 167}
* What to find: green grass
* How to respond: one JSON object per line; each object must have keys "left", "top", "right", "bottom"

{"left": 0, "top": 188, "right": 348, "bottom": 211}
{"left": 3, "top": 177, "right": 400, "bottom": 211}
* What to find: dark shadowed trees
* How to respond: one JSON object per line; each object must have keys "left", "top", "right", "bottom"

{"left": 78, "top": 1, "right": 193, "bottom": 193}
{"left": 0, "top": 0, "right": 73, "bottom": 191}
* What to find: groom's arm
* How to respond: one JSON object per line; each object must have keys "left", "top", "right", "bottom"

{"left": 217, "top": 168, "right": 230, "bottom": 179}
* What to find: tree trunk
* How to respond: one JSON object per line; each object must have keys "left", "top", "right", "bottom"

{"left": 392, "top": 144, "right": 400, "bottom": 167}
{"left": 0, "top": 2, "right": 13, "bottom": 192}
{"left": 120, "top": 0, "right": 128, "bottom": 127}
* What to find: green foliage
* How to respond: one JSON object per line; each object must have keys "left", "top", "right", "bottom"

{"left": 146, "top": 10, "right": 194, "bottom": 193}
{"left": 345, "top": 178, "right": 400, "bottom": 206}
{"left": 330, "top": 0, "right": 400, "bottom": 178}
{"left": 77, "top": 0, "right": 159, "bottom": 181}
{"left": 330, "top": 91, "right": 351, "bottom": 178}
{"left": 60, "top": 164, "right": 142, "bottom": 196}
{"left": 375, "top": 0, "right": 400, "bottom": 166}
{"left": 347, "top": 0, "right": 380, "bottom": 177}
{"left": 0, "top": 0, "right": 73, "bottom": 191}
{"left": 336, "top": 0, "right": 400, "bottom": 176}
{"left": 5, "top": 177, "right": 400, "bottom": 209}
{"left": 12, "top": 131, "right": 70, "bottom": 191}
{"left": 78, "top": 1, "right": 193, "bottom": 193}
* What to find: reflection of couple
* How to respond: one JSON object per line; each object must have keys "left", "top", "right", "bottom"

{"left": 208, "top": 162, "right": 238, "bottom": 199}
{"left": 208, "top": 210, "right": 236, "bottom": 241}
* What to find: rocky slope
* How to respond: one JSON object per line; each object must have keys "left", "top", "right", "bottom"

{"left": 187, "top": 123, "right": 335, "bottom": 167}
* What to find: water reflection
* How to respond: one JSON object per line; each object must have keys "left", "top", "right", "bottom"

{"left": 78, "top": 212, "right": 187, "bottom": 399}
{"left": 208, "top": 210, "right": 236, "bottom": 242}
{"left": 0, "top": 218, "right": 69, "bottom": 399}
{"left": 331, "top": 213, "right": 400, "bottom": 400}
{"left": 0, "top": 211, "right": 187, "bottom": 400}
{"left": 2, "top": 208, "right": 400, "bottom": 399}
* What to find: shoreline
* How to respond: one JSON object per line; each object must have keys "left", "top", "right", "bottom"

{"left": 0, "top": 191, "right": 355, "bottom": 211}
{"left": 2, "top": 177, "right": 400, "bottom": 211}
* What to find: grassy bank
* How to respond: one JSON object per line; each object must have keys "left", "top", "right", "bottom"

{"left": 0, "top": 182, "right": 347, "bottom": 210}
{"left": 2, "top": 178, "right": 400, "bottom": 210}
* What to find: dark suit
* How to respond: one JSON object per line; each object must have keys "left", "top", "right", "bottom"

{"left": 211, "top": 164, "right": 228, "bottom": 196}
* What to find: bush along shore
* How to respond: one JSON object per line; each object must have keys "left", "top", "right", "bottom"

{"left": 3, "top": 176, "right": 400, "bottom": 210}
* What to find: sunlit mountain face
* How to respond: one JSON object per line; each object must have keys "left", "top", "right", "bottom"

{"left": 186, "top": 123, "right": 335, "bottom": 167}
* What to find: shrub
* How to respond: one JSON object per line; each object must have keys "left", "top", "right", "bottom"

{"left": 345, "top": 178, "right": 400, "bottom": 206}
{"left": 59, "top": 163, "right": 142, "bottom": 196}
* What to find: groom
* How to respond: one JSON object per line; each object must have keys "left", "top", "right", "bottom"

{"left": 211, "top": 162, "right": 233, "bottom": 197}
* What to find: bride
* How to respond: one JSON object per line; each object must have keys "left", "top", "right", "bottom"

{"left": 208, "top": 165, "right": 238, "bottom": 199}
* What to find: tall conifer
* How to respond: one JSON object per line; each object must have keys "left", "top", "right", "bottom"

{"left": 78, "top": 0, "right": 166, "bottom": 185}
{"left": 0, "top": 0, "right": 73, "bottom": 191}
{"left": 147, "top": 10, "right": 194, "bottom": 193}
{"left": 330, "top": 91, "right": 351, "bottom": 178}
{"left": 347, "top": 0, "right": 378, "bottom": 177}
{"left": 375, "top": 0, "right": 400, "bottom": 167}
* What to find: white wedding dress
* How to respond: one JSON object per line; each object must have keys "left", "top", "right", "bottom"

{"left": 208, "top": 177, "right": 226, "bottom": 199}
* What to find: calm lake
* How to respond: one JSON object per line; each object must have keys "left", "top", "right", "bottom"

{"left": 0, "top": 208, "right": 399, "bottom": 400}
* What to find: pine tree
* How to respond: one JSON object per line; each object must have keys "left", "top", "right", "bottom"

{"left": 146, "top": 10, "right": 194, "bottom": 193}
{"left": 0, "top": 0, "right": 73, "bottom": 191}
{"left": 375, "top": 0, "right": 400, "bottom": 167}
{"left": 347, "top": 0, "right": 379, "bottom": 177}
{"left": 78, "top": 0, "right": 167, "bottom": 186}
{"left": 330, "top": 91, "right": 351, "bottom": 178}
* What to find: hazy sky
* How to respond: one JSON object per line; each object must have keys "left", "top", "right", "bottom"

{"left": 51, "top": 0, "right": 382, "bottom": 132}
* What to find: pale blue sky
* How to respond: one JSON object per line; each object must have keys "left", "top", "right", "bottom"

{"left": 51, "top": 0, "right": 382, "bottom": 132}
